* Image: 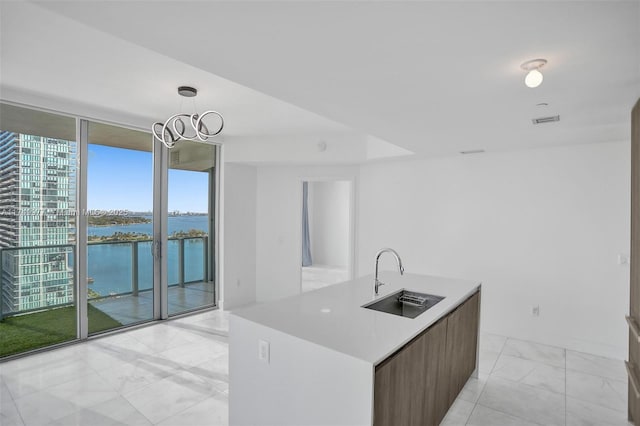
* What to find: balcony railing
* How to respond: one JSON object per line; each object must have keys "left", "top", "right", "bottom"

{"left": 0, "top": 243, "right": 75, "bottom": 319}
{"left": 0, "top": 236, "right": 208, "bottom": 319}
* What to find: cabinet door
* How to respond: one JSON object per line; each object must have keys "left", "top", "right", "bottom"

{"left": 374, "top": 317, "right": 447, "bottom": 426}
{"left": 443, "top": 291, "right": 480, "bottom": 408}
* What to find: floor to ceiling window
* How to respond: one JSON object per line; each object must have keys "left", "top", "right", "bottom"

{"left": 167, "top": 141, "right": 217, "bottom": 316}
{"left": 86, "top": 122, "right": 155, "bottom": 334}
{"left": 0, "top": 102, "right": 220, "bottom": 359}
{"left": 0, "top": 103, "right": 79, "bottom": 357}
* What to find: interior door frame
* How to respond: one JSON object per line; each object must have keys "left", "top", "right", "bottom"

{"left": 297, "top": 176, "right": 357, "bottom": 293}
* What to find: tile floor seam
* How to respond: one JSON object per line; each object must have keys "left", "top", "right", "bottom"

{"left": 16, "top": 403, "right": 27, "bottom": 426}
{"left": 121, "top": 360, "right": 225, "bottom": 424}
{"left": 565, "top": 347, "right": 567, "bottom": 426}
{"left": 2, "top": 375, "right": 19, "bottom": 401}
{"left": 6, "top": 366, "right": 95, "bottom": 401}
{"left": 4, "top": 385, "right": 27, "bottom": 426}
{"left": 461, "top": 337, "right": 504, "bottom": 423}
{"left": 132, "top": 397, "right": 160, "bottom": 426}
{"left": 125, "top": 386, "right": 211, "bottom": 426}
{"left": 150, "top": 388, "right": 229, "bottom": 426}
{"left": 505, "top": 337, "right": 570, "bottom": 352}
{"left": 565, "top": 367, "right": 627, "bottom": 383}
{"left": 465, "top": 334, "right": 508, "bottom": 413}
{"left": 485, "top": 372, "right": 567, "bottom": 397}
{"left": 485, "top": 373, "right": 571, "bottom": 398}
{"left": 565, "top": 366, "right": 628, "bottom": 384}
{"left": 76, "top": 393, "right": 152, "bottom": 426}
{"left": 464, "top": 403, "right": 477, "bottom": 425}
{"left": 118, "top": 366, "right": 193, "bottom": 398}
{"left": 474, "top": 401, "right": 549, "bottom": 426}
{"left": 494, "top": 337, "right": 509, "bottom": 371}
{"left": 463, "top": 401, "right": 479, "bottom": 425}
{"left": 565, "top": 367, "right": 629, "bottom": 411}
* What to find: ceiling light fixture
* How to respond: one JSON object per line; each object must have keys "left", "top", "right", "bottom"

{"left": 520, "top": 59, "right": 547, "bottom": 88}
{"left": 152, "top": 86, "right": 224, "bottom": 149}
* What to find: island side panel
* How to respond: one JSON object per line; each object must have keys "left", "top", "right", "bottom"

{"left": 229, "top": 314, "right": 374, "bottom": 426}
{"left": 373, "top": 289, "right": 481, "bottom": 426}
{"left": 444, "top": 291, "right": 481, "bottom": 407}
{"left": 373, "top": 317, "right": 448, "bottom": 426}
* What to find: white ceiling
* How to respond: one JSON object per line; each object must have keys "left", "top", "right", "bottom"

{"left": 2, "top": 0, "right": 639, "bottom": 160}
{"left": 0, "top": 1, "right": 358, "bottom": 135}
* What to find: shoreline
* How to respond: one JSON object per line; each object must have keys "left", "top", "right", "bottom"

{"left": 89, "top": 222, "right": 150, "bottom": 228}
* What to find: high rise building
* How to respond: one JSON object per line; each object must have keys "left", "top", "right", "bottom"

{"left": 0, "top": 130, "right": 76, "bottom": 315}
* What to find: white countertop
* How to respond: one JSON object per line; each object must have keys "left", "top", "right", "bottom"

{"left": 232, "top": 272, "right": 481, "bottom": 365}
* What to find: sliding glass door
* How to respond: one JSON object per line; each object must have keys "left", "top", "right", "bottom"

{"left": 0, "top": 102, "right": 219, "bottom": 359}
{"left": 86, "top": 122, "right": 155, "bottom": 334}
{"left": 166, "top": 141, "right": 216, "bottom": 316}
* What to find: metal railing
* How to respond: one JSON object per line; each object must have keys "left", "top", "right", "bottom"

{"left": 0, "top": 236, "right": 208, "bottom": 319}
{"left": 0, "top": 243, "right": 76, "bottom": 320}
{"left": 88, "top": 236, "right": 208, "bottom": 298}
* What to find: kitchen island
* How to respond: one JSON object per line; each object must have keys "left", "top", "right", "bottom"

{"left": 229, "top": 272, "right": 481, "bottom": 426}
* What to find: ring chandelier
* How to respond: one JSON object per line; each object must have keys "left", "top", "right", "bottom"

{"left": 152, "top": 86, "right": 224, "bottom": 149}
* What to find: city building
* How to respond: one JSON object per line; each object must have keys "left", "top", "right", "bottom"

{"left": 0, "top": 130, "right": 76, "bottom": 315}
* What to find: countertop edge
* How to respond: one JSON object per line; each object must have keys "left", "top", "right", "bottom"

{"left": 229, "top": 313, "right": 380, "bottom": 368}
{"left": 231, "top": 274, "right": 482, "bottom": 365}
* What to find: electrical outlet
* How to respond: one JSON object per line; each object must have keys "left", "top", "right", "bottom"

{"left": 258, "top": 339, "right": 270, "bottom": 363}
{"left": 532, "top": 305, "right": 540, "bottom": 317}
{"left": 236, "top": 279, "right": 241, "bottom": 287}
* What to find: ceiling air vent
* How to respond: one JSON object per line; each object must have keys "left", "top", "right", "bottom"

{"left": 460, "top": 149, "right": 485, "bottom": 155}
{"left": 532, "top": 115, "right": 560, "bottom": 125}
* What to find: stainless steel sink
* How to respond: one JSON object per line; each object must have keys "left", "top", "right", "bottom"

{"left": 362, "top": 289, "right": 444, "bottom": 319}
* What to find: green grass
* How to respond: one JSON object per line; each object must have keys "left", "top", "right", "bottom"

{"left": 0, "top": 304, "right": 122, "bottom": 358}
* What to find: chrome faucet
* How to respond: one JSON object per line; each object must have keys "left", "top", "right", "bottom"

{"left": 374, "top": 248, "right": 404, "bottom": 295}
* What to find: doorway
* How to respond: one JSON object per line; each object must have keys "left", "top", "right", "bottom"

{"left": 300, "top": 179, "right": 354, "bottom": 292}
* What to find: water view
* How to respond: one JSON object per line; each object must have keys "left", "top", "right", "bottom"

{"left": 88, "top": 215, "right": 208, "bottom": 297}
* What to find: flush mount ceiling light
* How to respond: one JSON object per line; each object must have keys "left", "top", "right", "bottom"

{"left": 520, "top": 59, "right": 547, "bottom": 88}
{"left": 152, "top": 86, "right": 224, "bottom": 149}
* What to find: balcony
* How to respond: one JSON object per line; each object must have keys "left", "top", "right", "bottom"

{"left": 0, "top": 237, "right": 214, "bottom": 358}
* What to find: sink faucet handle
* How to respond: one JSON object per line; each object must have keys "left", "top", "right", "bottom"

{"left": 374, "top": 247, "right": 404, "bottom": 295}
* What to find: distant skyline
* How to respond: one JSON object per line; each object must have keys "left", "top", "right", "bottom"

{"left": 87, "top": 144, "right": 209, "bottom": 212}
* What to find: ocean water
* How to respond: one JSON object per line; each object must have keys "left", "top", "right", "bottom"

{"left": 88, "top": 216, "right": 208, "bottom": 296}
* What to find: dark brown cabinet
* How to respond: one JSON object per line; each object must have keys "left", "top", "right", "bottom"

{"left": 444, "top": 291, "right": 480, "bottom": 406}
{"left": 374, "top": 290, "right": 480, "bottom": 426}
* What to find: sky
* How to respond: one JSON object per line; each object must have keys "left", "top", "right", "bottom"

{"left": 87, "top": 144, "right": 209, "bottom": 212}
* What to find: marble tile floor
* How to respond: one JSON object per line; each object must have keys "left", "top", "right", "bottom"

{"left": 0, "top": 310, "right": 631, "bottom": 426}
{"left": 443, "top": 334, "right": 631, "bottom": 426}
{"left": 0, "top": 310, "right": 229, "bottom": 426}
{"left": 301, "top": 264, "right": 349, "bottom": 293}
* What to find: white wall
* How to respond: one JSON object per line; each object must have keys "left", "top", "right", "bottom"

{"left": 229, "top": 314, "right": 373, "bottom": 426}
{"left": 256, "top": 166, "right": 358, "bottom": 303}
{"left": 309, "top": 180, "right": 351, "bottom": 267}
{"left": 222, "top": 163, "right": 257, "bottom": 310}
{"left": 357, "top": 142, "right": 630, "bottom": 359}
